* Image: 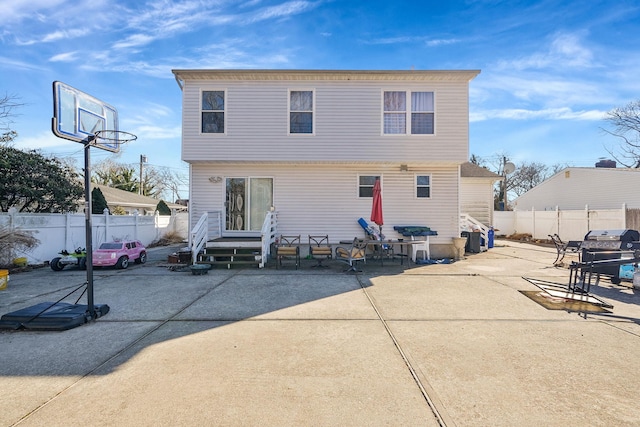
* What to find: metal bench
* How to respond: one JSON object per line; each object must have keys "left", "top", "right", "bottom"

{"left": 548, "top": 234, "right": 581, "bottom": 266}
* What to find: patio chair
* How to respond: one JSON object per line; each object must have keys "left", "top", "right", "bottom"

{"left": 548, "top": 234, "right": 581, "bottom": 266}
{"left": 410, "top": 238, "right": 430, "bottom": 263}
{"left": 276, "top": 235, "right": 300, "bottom": 269}
{"left": 308, "top": 235, "right": 332, "bottom": 268}
{"left": 335, "top": 238, "right": 367, "bottom": 273}
{"left": 357, "top": 218, "right": 393, "bottom": 261}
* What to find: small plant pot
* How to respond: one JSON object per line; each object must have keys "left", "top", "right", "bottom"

{"left": 190, "top": 264, "right": 211, "bottom": 275}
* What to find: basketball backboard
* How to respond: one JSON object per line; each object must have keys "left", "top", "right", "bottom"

{"left": 52, "top": 81, "right": 120, "bottom": 152}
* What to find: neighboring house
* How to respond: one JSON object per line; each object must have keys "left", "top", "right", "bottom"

{"left": 513, "top": 166, "right": 640, "bottom": 211}
{"left": 92, "top": 184, "right": 186, "bottom": 215}
{"left": 460, "top": 162, "right": 502, "bottom": 227}
{"left": 172, "top": 69, "right": 480, "bottom": 257}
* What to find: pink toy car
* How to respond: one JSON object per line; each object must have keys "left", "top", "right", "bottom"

{"left": 92, "top": 240, "right": 147, "bottom": 269}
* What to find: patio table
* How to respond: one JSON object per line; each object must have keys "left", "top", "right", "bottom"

{"left": 364, "top": 239, "right": 411, "bottom": 266}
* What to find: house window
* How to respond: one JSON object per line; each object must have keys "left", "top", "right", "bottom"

{"left": 289, "top": 90, "right": 313, "bottom": 134}
{"left": 411, "top": 92, "right": 434, "bottom": 134}
{"left": 359, "top": 175, "right": 380, "bottom": 197}
{"left": 383, "top": 91, "right": 434, "bottom": 135}
{"left": 202, "top": 90, "right": 225, "bottom": 133}
{"left": 416, "top": 175, "right": 431, "bottom": 198}
{"left": 383, "top": 91, "right": 406, "bottom": 134}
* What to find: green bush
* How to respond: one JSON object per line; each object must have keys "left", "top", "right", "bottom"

{"left": 91, "top": 187, "right": 109, "bottom": 214}
{"left": 156, "top": 200, "right": 171, "bottom": 215}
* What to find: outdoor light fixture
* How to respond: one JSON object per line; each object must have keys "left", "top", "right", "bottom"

{"left": 400, "top": 164, "right": 408, "bottom": 172}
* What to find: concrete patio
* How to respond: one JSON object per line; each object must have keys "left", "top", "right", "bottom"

{"left": 1, "top": 240, "right": 639, "bottom": 426}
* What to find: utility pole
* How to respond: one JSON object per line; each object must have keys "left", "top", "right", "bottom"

{"left": 139, "top": 154, "right": 147, "bottom": 195}
{"left": 502, "top": 156, "right": 507, "bottom": 211}
{"left": 501, "top": 156, "right": 515, "bottom": 211}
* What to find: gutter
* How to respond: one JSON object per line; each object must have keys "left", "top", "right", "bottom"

{"left": 173, "top": 74, "right": 184, "bottom": 91}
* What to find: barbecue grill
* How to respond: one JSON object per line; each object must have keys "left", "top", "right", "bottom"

{"left": 580, "top": 229, "right": 640, "bottom": 284}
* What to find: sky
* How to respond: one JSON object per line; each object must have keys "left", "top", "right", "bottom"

{"left": 1, "top": 0, "right": 639, "bottom": 200}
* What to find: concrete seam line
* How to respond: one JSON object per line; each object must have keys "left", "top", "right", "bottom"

{"left": 355, "top": 275, "right": 452, "bottom": 427}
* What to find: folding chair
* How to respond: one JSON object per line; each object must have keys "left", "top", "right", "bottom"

{"left": 276, "top": 235, "right": 300, "bottom": 269}
{"left": 308, "top": 235, "right": 332, "bottom": 268}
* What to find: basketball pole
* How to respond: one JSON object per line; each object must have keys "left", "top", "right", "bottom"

{"left": 83, "top": 136, "right": 95, "bottom": 320}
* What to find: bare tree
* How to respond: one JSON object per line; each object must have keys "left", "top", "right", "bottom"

{"left": 469, "top": 153, "right": 487, "bottom": 167}
{"left": 603, "top": 100, "right": 640, "bottom": 168}
{"left": 92, "top": 159, "right": 187, "bottom": 202}
{"left": 150, "top": 166, "right": 188, "bottom": 202}
{"left": 473, "top": 154, "right": 552, "bottom": 209}
{"left": 550, "top": 162, "right": 569, "bottom": 175}
{"left": 509, "top": 162, "right": 549, "bottom": 196}
{"left": 0, "top": 93, "right": 22, "bottom": 132}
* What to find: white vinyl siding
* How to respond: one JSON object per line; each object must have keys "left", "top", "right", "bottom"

{"left": 181, "top": 78, "right": 470, "bottom": 163}
{"left": 514, "top": 167, "right": 640, "bottom": 210}
{"left": 177, "top": 70, "right": 479, "bottom": 249}
{"left": 460, "top": 178, "right": 494, "bottom": 226}
{"left": 189, "top": 163, "right": 460, "bottom": 243}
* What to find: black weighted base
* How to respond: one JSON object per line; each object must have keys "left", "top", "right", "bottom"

{"left": 0, "top": 302, "right": 109, "bottom": 331}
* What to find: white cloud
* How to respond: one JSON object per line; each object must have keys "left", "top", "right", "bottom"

{"left": 471, "top": 107, "right": 606, "bottom": 122}
{"left": 49, "top": 51, "right": 79, "bottom": 62}
{"left": 125, "top": 1, "right": 234, "bottom": 38}
{"left": 245, "top": 1, "right": 316, "bottom": 23}
{"left": 0, "top": 0, "right": 66, "bottom": 26}
{"left": 16, "top": 28, "right": 91, "bottom": 46}
{"left": 363, "top": 35, "right": 460, "bottom": 47}
{"left": 15, "top": 131, "right": 78, "bottom": 150}
{"left": 496, "top": 31, "right": 595, "bottom": 71}
{"left": 131, "top": 125, "right": 182, "bottom": 140}
{"left": 0, "top": 55, "right": 46, "bottom": 71}
{"left": 42, "top": 28, "right": 91, "bottom": 43}
{"left": 425, "top": 38, "right": 459, "bottom": 47}
{"left": 112, "top": 34, "right": 156, "bottom": 49}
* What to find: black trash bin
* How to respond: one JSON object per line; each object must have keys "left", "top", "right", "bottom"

{"left": 461, "top": 231, "right": 481, "bottom": 253}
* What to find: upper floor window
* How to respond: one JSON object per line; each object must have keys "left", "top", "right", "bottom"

{"left": 289, "top": 90, "right": 313, "bottom": 134}
{"left": 416, "top": 175, "right": 431, "bottom": 198}
{"left": 202, "top": 90, "right": 225, "bottom": 133}
{"left": 383, "top": 91, "right": 434, "bottom": 135}
{"left": 359, "top": 175, "right": 380, "bottom": 197}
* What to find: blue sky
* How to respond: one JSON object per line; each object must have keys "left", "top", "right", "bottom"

{"left": 1, "top": 0, "right": 639, "bottom": 199}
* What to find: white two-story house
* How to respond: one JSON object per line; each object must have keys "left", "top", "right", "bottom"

{"left": 172, "top": 69, "right": 480, "bottom": 260}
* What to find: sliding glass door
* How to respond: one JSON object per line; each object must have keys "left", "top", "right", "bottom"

{"left": 225, "top": 177, "right": 273, "bottom": 233}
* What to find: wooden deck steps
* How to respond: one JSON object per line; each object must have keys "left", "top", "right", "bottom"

{"left": 197, "top": 241, "right": 261, "bottom": 268}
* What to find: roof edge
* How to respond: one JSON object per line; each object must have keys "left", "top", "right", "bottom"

{"left": 171, "top": 69, "right": 481, "bottom": 82}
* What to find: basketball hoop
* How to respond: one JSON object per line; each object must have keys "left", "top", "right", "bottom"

{"left": 92, "top": 130, "right": 137, "bottom": 153}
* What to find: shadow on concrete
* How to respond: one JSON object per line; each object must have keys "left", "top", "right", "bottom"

{"left": 0, "top": 245, "right": 407, "bottom": 377}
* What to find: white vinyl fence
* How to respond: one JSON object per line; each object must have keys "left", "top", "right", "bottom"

{"left": 493, "top": 204, "right": 639, "bottom": 241}
{"left": 1, "top": 210, "right": 189, "bottom": 265}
